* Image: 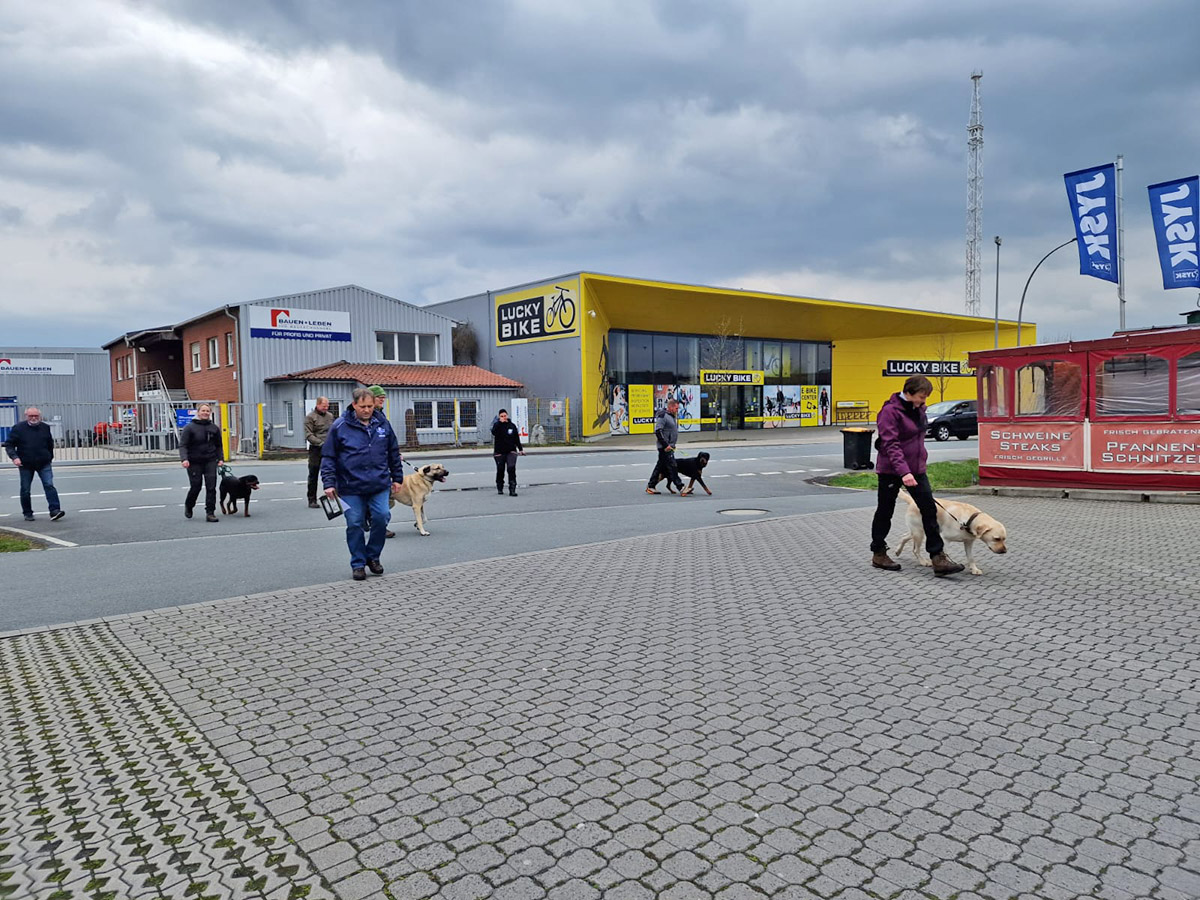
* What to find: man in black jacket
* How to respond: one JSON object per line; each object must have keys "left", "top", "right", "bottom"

{"left": 491, "top": 409, "right": 524, "bottom": 496}
{"left": 3, "top": 407, "right": 65, "bottom": 522}
{"left": 179, "top": 403, "right": 224, "bottom": 522}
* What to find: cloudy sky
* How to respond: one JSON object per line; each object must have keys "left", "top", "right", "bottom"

{"left": 2, "top": 0, "right": 1197, "bottom": 348}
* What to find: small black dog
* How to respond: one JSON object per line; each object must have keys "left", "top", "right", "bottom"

{"left": 653, "top": 451, "right": 712, "bottom": 496}
{"left": 219, "top": 474, "right": 260, "bottom": 516}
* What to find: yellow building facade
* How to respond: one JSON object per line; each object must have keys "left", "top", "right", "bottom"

{"left": 429, "top": 272, "right": 1031, "bottom": 439}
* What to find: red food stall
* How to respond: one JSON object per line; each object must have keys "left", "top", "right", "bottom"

{"left": 968, "top": 324, "right": 1200, "bottom": 491}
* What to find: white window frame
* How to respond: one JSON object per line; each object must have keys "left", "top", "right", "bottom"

{"left": 207, "top": 336, "right": 220, "bottom": 368}
{"left": 115, "top": 358, "right": 122, "bottom": 382}
{"left": 190, "top": 342, "right": 201, "bottom": 372}
{"left": 225, "top": 332, "right": 235, "bottom": 367}
{"left": 284, "top": 401, "right": 295, "bottom": 435}
{"left": 376, "top": 331, "right": 438, "bottom": 364}
{"left": 414, "top": 399, "right": 474, "bottom": 431}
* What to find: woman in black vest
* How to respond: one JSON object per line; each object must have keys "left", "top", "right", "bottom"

{"left": 491, "top": 409, "right": 525, "bottom": 496}
{"left": 179, "top": 403, "right": 224, "bottom": 522}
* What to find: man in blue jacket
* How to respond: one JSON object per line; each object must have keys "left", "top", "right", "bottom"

{"left": 321, "top": 387, "right": 403, "bottom": 581}
{"left": 3, "top": 407, "right": 65, "bottom": 522}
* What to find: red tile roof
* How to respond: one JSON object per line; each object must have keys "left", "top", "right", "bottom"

{"left": 266, "top": 361, "right": 523, "bottom": 389}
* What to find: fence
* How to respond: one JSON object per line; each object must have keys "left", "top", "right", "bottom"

{"left": 0, "top": 400, "right": 220, "bottom": 464}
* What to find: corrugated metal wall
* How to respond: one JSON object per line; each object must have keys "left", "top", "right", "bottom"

{"left": 237, "top": 285, "right": 455, "bottom": 409}
{"left": 0, "top": 347, "right": 113, "bottom": 435}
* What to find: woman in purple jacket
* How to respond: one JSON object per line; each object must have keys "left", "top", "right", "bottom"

{"left": 870, "top": 375, "right": 964, "bottom": 576}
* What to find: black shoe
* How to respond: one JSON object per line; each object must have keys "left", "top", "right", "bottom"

{"left": 50, "top": 510, "right": 65, "bottom": 521}
{"left": 497, "top": 485, "right": 504, "bottom": 495}
{"left": 509, "top": 487, "right": 517, "bottom": 496}
{"left": 23, "top": 515, "right": 34, "bottom": 522}
{"left": 205, "top": 514, "right": 219, "bottom": 523}
{"left": 308, "top": 500, "right": 320, "bottom": 509}
{"left": 352, "top": 568, "right": 367, "bottom": 581}
{"left": 184, "top": 508, "right": 193, "bottom": 519}
{"left": 366, "top": 559, "right": 384, "bottom": 575}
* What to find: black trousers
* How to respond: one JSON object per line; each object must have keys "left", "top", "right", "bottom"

{"left": 871, "top": 472, "right": 943, "bottom": 556}
{"left": 495, "top": 452, "right": 517, "bottom": 488}
{"left": 650, "top": 449, "right": 682, "bottom": 490}
{"left": 307, "top": 446, "right": 322, "bottom": 502}
{"left": 185, "top": 460, "right": 218, "bottom": 514}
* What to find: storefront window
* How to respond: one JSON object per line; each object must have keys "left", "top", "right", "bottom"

{"left": 1095, "top": 353, "right": 1169, "bottom": 416}
{"left": 607, "top": 331, "right": 627, "bottom": 384}
{"left": 781, "top": 342, "right": 800, "bottom": 380}
{"left": 799, "top": 344, "right": 818, "bottom": 384}
{"left": 979, "top": 365, "right": 1008, "bottom": 417}
{"left": 744, "top": 339, "right": 762, "bottom": 373}
{"left": 653, "top": 334, "right": 676, "bottom": 383}
{"left": 677, "top": 336, "right": 699, "bottom": 382}
{"left": 816, "top": 343, "right": 832, "bottom": 385}
{"left": 763, "top": 341, "right": 782, "bottom": 383}
{"left": 627, "top": 333, "right": 653, "bottom": 383}
{"left": 1176, "top": 352, "right": 1200, "bottom": 415}
{"left": 1016, "top": 360, "right": 1082, "bottom": 417}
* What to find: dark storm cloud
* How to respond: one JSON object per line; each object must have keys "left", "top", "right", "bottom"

{"left": 2, "top": 0, "right": 1198, "bottom": 347}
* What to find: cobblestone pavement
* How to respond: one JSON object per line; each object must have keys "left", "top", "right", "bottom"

{"left": 4, "top": 496, "right": 1200, "bottom": 900}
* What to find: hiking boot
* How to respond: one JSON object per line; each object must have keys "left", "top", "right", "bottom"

{"left": 497, "top": 485, "right": 505, "bottom": 495}
{"left": 385, "top": 530, "right": 396, "bottom": 538}
{"left": 509, "top": 486, "right": 518, "bottom": 497}
{"left": 184, "top": 508, "right": 193, "bottom": 519}
{"left": 366, "top": 559, "right": 384, "bottom": 575}
{"left": 930, "top": 552, "right": 965, "bottom": 577}
{"left": 308, "top": 500, "right": 320, "bottom": 508}
{"left": 352, "top": 567, "right": 367, "bottom": 581}
{"left": 871, "top": 551, "right": 901, "bottom": 571}
{"left": 205, "top": 514, "right": 219, "bottom": 523}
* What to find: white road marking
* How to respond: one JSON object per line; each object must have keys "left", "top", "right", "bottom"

{"left": 710, "top": 474, "right": 730, "bottom": 478}
{"left": 625, "top": 479, "right": 642, "bottom": 482}
{"left": 810, "top": 468, "right": 829, "bottom": 473}
{"left": 567, "top": 481, "right": 588, "bottom": 485}
{"left": 598, "top": 480, "right": 618, "bottom": 483}
{"left": 0, "top": 525, "right": 77, "bottom": 548}
{"left": 100, "top": 489, "right": 132, "bottom": 494}
{"left": 785, "top": 469, "right": 807, "bottom": 474}
{"left": 735, "top": 473, "right": 755, "bottom": 477}
{"left": 142, "top": 487, "right": 174, "bottom": 491}
{"left": 130, "top": 505, "right": 166, "bottom": 510}
{"left": 79, "top": 508, "right": 118, "bottom": 512}
{"left": 269, "top": 497, "right": 300, "bottom": 502}
{"left": 761, "top": 471, "right": 782, "bottom": 475}
{"left": 259, "top": 482, "right": 284, "bottom": 485}
{"left": 607, "top": 464, "right": 626, "bottom": 467}
{"left": 292, "top": 480, "right": 307, "bottom": 484}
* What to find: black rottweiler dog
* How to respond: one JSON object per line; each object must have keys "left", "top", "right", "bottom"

{"left": 219, "top": 474, "right": 260, "bottom": 516}
{"left": 653, "top": 451, "right": 712, "bottom": 496}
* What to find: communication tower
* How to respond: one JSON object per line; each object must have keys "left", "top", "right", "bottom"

{"left": 966, "top": 72, "right": 983, "bottom": 316}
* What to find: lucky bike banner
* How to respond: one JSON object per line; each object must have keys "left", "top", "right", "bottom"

{"left": 1064, "top": 163, "right": 1119, "bottom": 283}
{"left": 1147, "top": 176, "right": 1200, "bottom": 290}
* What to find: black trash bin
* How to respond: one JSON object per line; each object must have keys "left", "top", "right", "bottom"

{"left": 841, "top": 427, "right": 875, "bottom": 470}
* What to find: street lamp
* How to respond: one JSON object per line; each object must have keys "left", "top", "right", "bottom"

{"left": 1016, "top": 237, "right": 1078, "bottom": 346}
{"left": 993, "top": 236, "right": 1002, "bottom": 349}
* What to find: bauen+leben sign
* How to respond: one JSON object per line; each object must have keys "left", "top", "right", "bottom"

{"left": 248, "top": 306, "right": 351, "bottom": 342}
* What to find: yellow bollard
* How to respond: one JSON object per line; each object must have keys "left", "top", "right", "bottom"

{"left": 256, "top": 404, "right": 264, "bottom": 459}
{"left": 219, "top": 403, "right": 231, "bottom": 461}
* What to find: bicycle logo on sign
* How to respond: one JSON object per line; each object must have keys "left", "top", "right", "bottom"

{"left": 546, "top": 285, "right": 577, "bottom": 331}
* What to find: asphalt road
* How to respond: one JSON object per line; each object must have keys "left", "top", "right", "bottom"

{"left": 1, "top": 439, "right": 977, "bottom": 631}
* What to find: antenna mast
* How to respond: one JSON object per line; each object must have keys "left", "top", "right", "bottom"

{"left": 966, "top": 72, "right": 983, "bottom": 316}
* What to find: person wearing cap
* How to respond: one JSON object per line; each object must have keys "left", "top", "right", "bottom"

{"left": 364, "top": 385, "right": 396, "bottom": 537}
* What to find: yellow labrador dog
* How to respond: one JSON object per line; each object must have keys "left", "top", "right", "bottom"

{"left": 896, "top": 492, "right": 1008, "bottom": 576}
{"left": 389, "top": 464, "right": 449, "bottom": 536}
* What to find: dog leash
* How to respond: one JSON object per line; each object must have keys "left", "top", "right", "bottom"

{"left": 903, "top": 488, "right": 979, "bottom": 533}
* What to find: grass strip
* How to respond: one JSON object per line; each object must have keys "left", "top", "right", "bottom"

{"left": 828, "top": 459, "right": 979, "bottom": 491}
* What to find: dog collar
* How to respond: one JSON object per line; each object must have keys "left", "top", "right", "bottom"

{"left": 961, "top": 511, "right": 981, "bottom": 532}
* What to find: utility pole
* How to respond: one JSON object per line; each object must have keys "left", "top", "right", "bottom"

{"left": 966, "top": 72, "right": 984, "bottom": 317}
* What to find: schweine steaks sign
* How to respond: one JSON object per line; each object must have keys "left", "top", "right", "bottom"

{"left": 882, "top": 359, "right": 973, "bottom": 377}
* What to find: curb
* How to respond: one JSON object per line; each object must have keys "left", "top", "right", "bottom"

{"left": 956, "top": 485, "right": 1200, "bottom": 505}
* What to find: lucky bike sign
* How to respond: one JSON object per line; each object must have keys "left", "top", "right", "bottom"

{"left": 495, "top": 279, "right": 581, "bottom": 346}
{"left": 699, "top": 370, "right": 764, "bottom": 386}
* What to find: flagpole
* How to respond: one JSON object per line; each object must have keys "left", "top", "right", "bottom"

{"left": 1116, "top": 153, "right": 1125, "bottom": 329}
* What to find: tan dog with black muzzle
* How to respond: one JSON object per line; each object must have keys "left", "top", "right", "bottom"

{"left": 389, "top": 464, "right": 449, "bottom": 536}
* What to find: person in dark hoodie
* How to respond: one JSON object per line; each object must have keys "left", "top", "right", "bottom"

{"left": 179, "top": 403, "right": 224, "bottom": 522}
{"left": 322, "top": 387, "right": 404, "bottom": 581}
{"left": 491, "top": 409, "right": 524, "bottom": 496}
{"left": 646, "top": 397, "right": 684, "bottom": 495}
{"left": 3, "top": 406, "right": 65, "bottom": 522}
{"left": 870, "top": 375, "right": 964, "bottom": 576}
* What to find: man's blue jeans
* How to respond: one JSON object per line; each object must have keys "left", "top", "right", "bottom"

{"left": 340, "top": 490, "right": 391, "bottom": 569}
{"left": 19, "top": 465, "right": 61, "bottom": 518}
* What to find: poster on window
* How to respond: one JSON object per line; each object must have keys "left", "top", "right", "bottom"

{"left": 628, "top": 385, "right": 655, "bottom": 434}
{"left": 609, "top": 385, "right": 629, "bottom": 434}
{"left": 655, "top": 384, "right": 701, "bottom": 431}
{"left": 799, "top": 386, "right": 821, "bottom": 426}
{"left": 1090, "top": 423, "right": 1200, "bottom": 474}
{"left": 759, "top": 385, "right": 802, "bottom": 427}
{"left": 818, "top": 386, "right": 832, "bottom": 425}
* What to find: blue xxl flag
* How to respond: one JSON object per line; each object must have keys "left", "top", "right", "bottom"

{"left": 1064, "top": 163, "right": 1119, "bottom": 283}
{"left": 1147, "top": 176, "right": 1200, "bottom": 290}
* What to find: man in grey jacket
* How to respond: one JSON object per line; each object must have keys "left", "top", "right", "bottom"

{"left": 304, "top": 396, "right": 335, "bottom": 508}
{"left": 646, "top": 398, "right": 685, "bottom": 495}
